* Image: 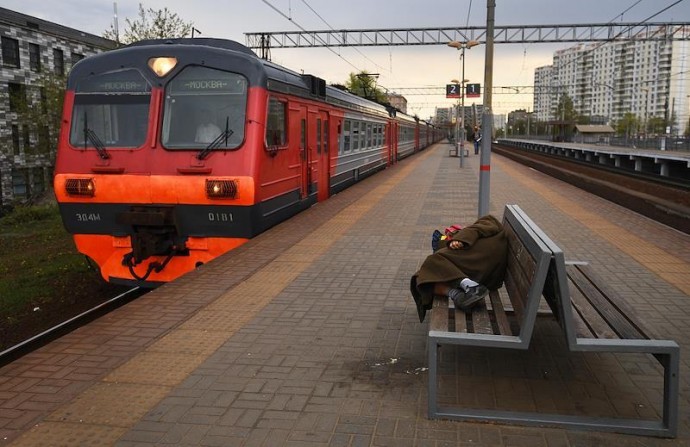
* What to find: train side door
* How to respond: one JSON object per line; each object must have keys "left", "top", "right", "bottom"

{"left": 298, "top": 106, "right": 311, "bottom": 199}
{"left": 389, "top": 121, "right": 398, "bottom": 164}
{"left": 316, "top": 110, "right": 331, "bottom": 201}
{"left": 306, "top": 108, "right": 329, "bottom": 202}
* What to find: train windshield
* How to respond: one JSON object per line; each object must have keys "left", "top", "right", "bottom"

{"left": 161, "top": 66, "right": 247, "bottom": 150}
{"left": 69, "top": 69, "right": 151, "bottom": 149}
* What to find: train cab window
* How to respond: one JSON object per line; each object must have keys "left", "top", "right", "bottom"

{"left": 161, "top": 66, "right": 247, "bottom": 150}
{"left": 69, "top": 69, "right": 150, "bottom": 149}
{"left": 266, "top": 97, "right": 287, "bottom": 147}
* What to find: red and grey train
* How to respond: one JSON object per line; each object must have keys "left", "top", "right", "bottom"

{"left": 53, "top": 38, "right": 443, "bottom": 287}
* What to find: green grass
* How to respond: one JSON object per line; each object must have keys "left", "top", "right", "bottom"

{"left": 0, "top": 204, "right": 129, "bottom": 351}
{"left": 0, "top": 203, "right": 130, "bottom": 348}
{"left": 0, "top": 205, "right": 89, "bottom": 315}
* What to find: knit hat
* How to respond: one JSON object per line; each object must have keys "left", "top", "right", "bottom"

{"left": 444, "top": 224, "right": 463, "bottom": 236}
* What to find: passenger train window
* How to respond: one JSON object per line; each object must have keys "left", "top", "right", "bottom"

{"left": 342, "top": 120, "right": 351, "bottom": 153}
{"left": 69, "top": 69, "right": 150, "bottom": 149}
{"left": 266, "top": 97, "right": 287, "bottom": 147}
{"left": 352, "top": 122, "right": 360, "bottom": 151}
{"left": 161, "top": 66, "right": 247, "bottom": 150}
{"left": 359, "top": 122, "right": 365, "bottom": 150}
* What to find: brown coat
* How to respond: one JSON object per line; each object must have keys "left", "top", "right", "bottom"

{"left": 410, "top": 215, "right": 508, "bottom": 320}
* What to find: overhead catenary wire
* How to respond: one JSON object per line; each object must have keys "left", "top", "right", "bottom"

{"left": 261, "top": 0, "right": 361, "bottom": 72}
{"left": 260, "top": 0, "right": 686, "bottom": 118}
{"left": 298, "top": 0, "right": 398, "bottom": 85}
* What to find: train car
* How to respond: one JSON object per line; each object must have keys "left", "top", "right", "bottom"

{"left": 53, "top": 38, "right": 440, "bottom": 287}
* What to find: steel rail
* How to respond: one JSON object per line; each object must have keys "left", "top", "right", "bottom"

{"left": 0, "top": 287, "right": 143, "bottom": 366}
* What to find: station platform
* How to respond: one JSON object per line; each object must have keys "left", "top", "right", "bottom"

{"left": 2, "top": 142, "right": 689, "bottom": 446}
{"left": 499, "top": 137, "right": 690, "bottom": 159}
{"left": 499, "top": 138, "right": 690, "bottom": 181}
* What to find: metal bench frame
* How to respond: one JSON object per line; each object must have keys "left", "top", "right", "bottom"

{"left": 427, "top": 204, "right": 679, "bottom": 438}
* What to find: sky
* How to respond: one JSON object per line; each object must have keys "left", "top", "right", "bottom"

{"left": 3, "top": 0, "right": 689, "bottom": 119}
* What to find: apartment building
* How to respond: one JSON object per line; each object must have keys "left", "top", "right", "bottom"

{"left": 533, "top": 28, "right": 689, "bottom": 136}
{"left": 0, "top": 7, "right": 116, "bottom": 209}
{"left": 533, "top": 65, "right": 553, "bottom": 122}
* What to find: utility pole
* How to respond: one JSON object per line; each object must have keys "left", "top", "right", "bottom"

{"left": 478, "top": 0, "right": 495, "bottom": 217}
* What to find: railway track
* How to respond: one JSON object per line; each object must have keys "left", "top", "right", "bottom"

{"left": 0, "top": 287, "right": 145, "bottom": 367}
{"left": 493, "top": 143, "right": 690, "bottom": 235}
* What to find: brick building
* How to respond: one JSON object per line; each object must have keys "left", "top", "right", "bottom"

{"left": 0, "top": 7, "right": 115, "bottom": 209}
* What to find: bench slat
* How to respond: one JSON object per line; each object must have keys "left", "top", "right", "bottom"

{"left": 472, "top": 303, "right": 493, "bottom": 334}
{"left": 454, "top": 307, "right": 468, "bottom": 333}
{"left": 488, "top": 290, "right": 513, "bottom": 335}
{"left": 567, "top": 265, "right": 647, "bottom": 340}
{"left": 569, "top": 300, "right": 596, "bottom": 338}
{"left": 430, "top": 295, "right": 448, "bottom": 332}
{"left": 575, "top": 264, "right": 661, "bottom": 340}
{"left": 568, "top": 281, "right": 619, "bottom": 339}
{"left": 503, "top": 223, "right": 540, "bottom": 327}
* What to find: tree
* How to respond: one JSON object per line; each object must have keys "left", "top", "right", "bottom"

{"left": 345, "top": 72, "right": 388, "bottom": 104}
{"left": 554, "top": 94, "right": 577, "bottom": 141}
{"left": 647, "top": 116, "right": 666, "bottom": 136}
{"left": 2, "top": 72, "right": 66, "bottom": 157}
{"left": 614, "top": 112, "right": 639, "bottom": 139}
{"left": 555, "top": 94, "right": 578, "bottom": 124}
{"left": 103, "top": 4, "right": 193, "bottom": 45}
{"left": 0, "top": 72, "right": 66, "bottom": 204}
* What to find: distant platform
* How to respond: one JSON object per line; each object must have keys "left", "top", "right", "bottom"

{"left": 498, "top": 138, "right": 690, "bottom": 181}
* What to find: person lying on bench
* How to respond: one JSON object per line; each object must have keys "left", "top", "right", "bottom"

{"left": 410, "top": 214, "right": 509, "bottom": 323}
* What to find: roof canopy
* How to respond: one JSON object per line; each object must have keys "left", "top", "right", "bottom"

{"left": 574, "top": 124, "right": 615, "bottom": 133}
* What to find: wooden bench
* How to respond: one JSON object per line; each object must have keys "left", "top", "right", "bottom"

{"left": 427, "top": 204, "right": 679, "bottom": 438}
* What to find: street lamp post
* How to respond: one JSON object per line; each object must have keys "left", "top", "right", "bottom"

{"left": 448, "top": 40, "right": 479, "bottom": 168}
{"left": 450, "top": 77, "right": 468, "bottom": 165}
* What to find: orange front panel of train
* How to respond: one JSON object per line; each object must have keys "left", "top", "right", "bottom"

{"left": 54, "top": 174, "right": 256, "bottom": 206}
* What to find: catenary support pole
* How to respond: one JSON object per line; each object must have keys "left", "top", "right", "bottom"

{"left": 478, "top": 0, "right": 495, "bottom": 217}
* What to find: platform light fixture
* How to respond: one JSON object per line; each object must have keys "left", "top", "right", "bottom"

{"left": 447, "top": 40, "right": 480, "bottom": 167}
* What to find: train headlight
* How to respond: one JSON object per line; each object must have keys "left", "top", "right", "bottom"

{"left": 65, "top": 178, "right": 95, "bottom": 197}
{"left": 206, "top": 179, "right": 238, "bottom": 199}
{"left": 148, "top": 57, "right": 177, "bottom": 77}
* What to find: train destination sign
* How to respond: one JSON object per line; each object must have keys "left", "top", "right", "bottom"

{"left": 78, "top": 71, "right": 150, "bottom": 93}
{"left": 171, "top": 77, "right": 247, "bottom": 94}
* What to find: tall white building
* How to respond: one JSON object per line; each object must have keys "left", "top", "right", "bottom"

{"left": 533, "top": 28, "right": 689, "bottom": 136}
{"left": 534, "top": 65, "right": 553, "bottom": 121}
